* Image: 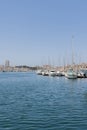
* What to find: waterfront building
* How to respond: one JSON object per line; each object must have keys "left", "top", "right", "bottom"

{"left": 5, "top": 60, "right": 10, "bottom": 67}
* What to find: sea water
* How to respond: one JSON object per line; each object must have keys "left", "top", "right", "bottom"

{"left": 0, "top": 72, "right": 87, "bottom": 130}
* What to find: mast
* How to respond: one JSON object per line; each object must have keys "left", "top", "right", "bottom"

{"left": 71, "top": 35, "right": 74, "bottom": 68}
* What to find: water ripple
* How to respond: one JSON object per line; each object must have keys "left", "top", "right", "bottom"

{"left": 0, "top": 72, "right": 87, "bottom": 130}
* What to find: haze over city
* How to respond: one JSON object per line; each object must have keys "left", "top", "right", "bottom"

{"left": 0, "top": 0, "right": 87, "bottom": 66}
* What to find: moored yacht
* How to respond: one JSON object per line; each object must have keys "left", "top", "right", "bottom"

{"left": 65, "top": 68, "right": 77, "bottom": 79}
{"left": 77, "top": 69, "right": 87, "bottom": 78}
{"left": 36, "top": 70, "right": 42, "bottom": 75}
{"left": 42, "top": 70, "right": 49, "bottom": 76}
{"left": 49, "top": 70, "right": 57, "bottom": 77}
{"left": 56, "top": 71, "right": 64, "bottom": 76}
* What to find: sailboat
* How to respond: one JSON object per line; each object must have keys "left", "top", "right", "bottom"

{"left": 65, "top": 36, "right": 77, "bottom": 79}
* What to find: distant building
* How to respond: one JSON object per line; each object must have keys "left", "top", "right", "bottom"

{"left": 5, "top": 60, "right": 10, "bottom": 67}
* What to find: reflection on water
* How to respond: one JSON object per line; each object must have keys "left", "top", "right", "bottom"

{"left": 0, "top": 72, "right": 87, "bottom": 130}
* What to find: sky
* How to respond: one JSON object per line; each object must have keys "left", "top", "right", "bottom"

{"left": 0, "top": 0, "right": 87, "bottom": 66}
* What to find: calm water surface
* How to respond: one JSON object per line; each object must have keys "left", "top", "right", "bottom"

{"left": 0, "top": 72, "right": 87, "bottom": 130}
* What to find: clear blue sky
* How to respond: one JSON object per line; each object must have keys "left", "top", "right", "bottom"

{"left": 0, "top": 0, "right": 87, "bottom": 66}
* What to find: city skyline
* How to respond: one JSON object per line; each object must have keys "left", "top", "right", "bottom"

{"left": 0, "top": 0, "right": 87, "bottom": 66}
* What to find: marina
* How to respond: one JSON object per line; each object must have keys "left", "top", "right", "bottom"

{"left": 0, "top": 0, "right": 87, "bottom": 129}
{"left": 36, "top": 66, "right": 87, "bottom": 79}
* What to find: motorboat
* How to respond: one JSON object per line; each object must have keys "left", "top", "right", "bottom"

{"left": 42, "top": 71, "right": 49, "bottom": 76}
{"left": 49, "top": 70, "right": 57, "bottom": 77}
{"left": 65, "top": 68, "right": 77, "bottom": 79}
{"left": 36, "top": 70, "right": 42, "bottom": 75}
{"left": 77, "top": 69, "right": 87, "bottom": 78}
{"left": 56, "top": 71, "right": 64, "bottom": 76}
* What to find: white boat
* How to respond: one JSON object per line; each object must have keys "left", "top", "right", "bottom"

{"left": 36, "top": 70, "right": 42, "bottom": 75}
{"left": 56, "top": 71, "right": 64, "bottom": 76}
{"left": 77, "top": 69, "right": 87, "bottom": 78}
{"left": 49, "top": 70, "right": 57, "bottom": 77}
{"left": 65, "top": 69, "right": 77, "bottom": 79}
{"left": 42, "top": 71, "right": 49, "bottom": 76}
